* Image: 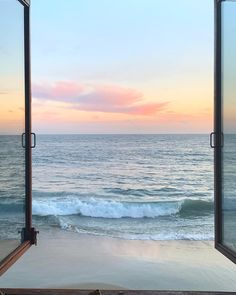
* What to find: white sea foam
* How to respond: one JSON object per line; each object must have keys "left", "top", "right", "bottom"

{"left": 58, "top": 218, "right": 214, "bottom": 241}
{"left": 32, "top": 196, "right": 181, "bottom": 218}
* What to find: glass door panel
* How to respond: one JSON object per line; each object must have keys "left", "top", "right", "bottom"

{"left": 0, "top": 0, "right": 29, "bottom": 270}
{"left": 215, "top": 0, "right": 236, "bottom": 263}
{"left": 221, "top": 0, "right": 236, "bottom": 254}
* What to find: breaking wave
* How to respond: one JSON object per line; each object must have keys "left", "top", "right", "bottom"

{"left": 32, "top": 196, "right": 213, "bottom": 219}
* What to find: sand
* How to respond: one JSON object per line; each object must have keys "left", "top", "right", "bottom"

{"left": 0, "top": 229, "right": 236, "bottom": 291}
{"left": 0, "top": 240, "right": 20, "bottom": 263}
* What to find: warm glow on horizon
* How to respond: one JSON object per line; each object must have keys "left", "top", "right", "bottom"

{"left": 32, "top": 79, "right": 212, "bottom": 134}
{"left": 0, "top": 91, "right": 25, "bottom": 134}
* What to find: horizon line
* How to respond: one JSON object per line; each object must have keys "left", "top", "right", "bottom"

{"left": 30, "top": 132, "right": 211, "bottom": 135}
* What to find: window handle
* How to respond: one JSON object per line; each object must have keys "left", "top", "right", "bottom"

{"left": 21, "top": 133, "right": 25, "bottom": 148}
{"left": 21, "top": 132, "right": 36, "bottom": 148}
{"left": 210, "top": 132, "right": 224, "bottom": 148}
{"left": 31, "top": 133, "right": 36, "bottom": 148}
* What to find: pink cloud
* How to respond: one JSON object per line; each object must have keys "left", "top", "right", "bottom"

{"left": 33, "top": 81, "right": 85, "bottom": 100}
{"left": 90, "top": 85, "right": 143, "bottom": 106}
{"left": 128, "top": 103, "right": 168, "bottom": 116}
{"left": 33, "top": 81, "right": 169, "bottom": 116}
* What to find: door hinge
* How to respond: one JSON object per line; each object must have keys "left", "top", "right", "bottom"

{"left": 20, "top": 228, "right": 39, "bottom": 245}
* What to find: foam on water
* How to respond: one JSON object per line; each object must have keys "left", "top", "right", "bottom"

{"left": 32, "top": 197, "right": 180, "bottom": 218}
{"left": 58, "top": 215, "right": 214, "bottom": 241}
{"left": 32, "top": 196, "right": 213, "bottom": 219}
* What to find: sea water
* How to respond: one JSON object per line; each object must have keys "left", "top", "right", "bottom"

{"left": 0, "top": 135, "right": 25, "bottom": 239}
{"left": 31, "top": 134, "right": 214, "bottom": 240}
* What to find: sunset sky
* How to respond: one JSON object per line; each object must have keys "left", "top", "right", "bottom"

{"left": 222, "top": 2, "right": 236, "bottom": 133}
{"left": 1, "top": 0, "right": 214, "bottom": 134}
{"left": 0, "top": 0, "right": 25, "bottom": 135}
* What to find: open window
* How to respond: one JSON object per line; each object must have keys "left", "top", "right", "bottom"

{"left": 214, "top": 0, "right": 236, "bottom": 263}
{"left": 0, "top": 0, "right": 235, "bottom": 280}
{"left": 0, "top": 0, "right": 37, "bottom": 275}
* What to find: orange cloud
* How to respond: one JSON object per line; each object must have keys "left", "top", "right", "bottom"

{"left": 33, "top": 81, "right": 169, "bottom": 116}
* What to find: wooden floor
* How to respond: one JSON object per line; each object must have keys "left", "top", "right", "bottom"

{"left": 1, "top": 290, "right": 236, "bottom": 295}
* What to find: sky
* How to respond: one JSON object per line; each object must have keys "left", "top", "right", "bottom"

{"left": 0, "top": 0, "right": 25, "bottom": 135}
{"left": 1, "top": 0, "right": 215, "bottom": 134}
{"left": 222, "top": 2, "right": 236, "bottom": 133}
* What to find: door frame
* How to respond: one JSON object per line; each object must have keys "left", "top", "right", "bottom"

{"left": 1, "top": 0, "right": 235, "bottom": 278}
{"left": 0, "top": 0, "right": 37, "bottom": 276}
{"left": 214, "top": 0, "right": 236, "bottom": 264}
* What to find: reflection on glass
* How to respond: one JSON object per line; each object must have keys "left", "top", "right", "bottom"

{"left": 0, "top": 0, "right": 25, "bottom": 261}
{"left": 222, "top": 1, "right": 236, "bottom": 252}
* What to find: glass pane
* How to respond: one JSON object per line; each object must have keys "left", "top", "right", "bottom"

{"left": 222, "top": 1, "right": 236, "bottom": 253}
{"left": 0, "top": 0, "right": 25, "bottom": 261}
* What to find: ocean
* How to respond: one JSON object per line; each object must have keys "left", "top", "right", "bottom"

{"left": 0, "top": 134, "right": 214, "bottom": 241}
{"left": 0, "top": 135, "right": 25, "bottom": 240}
{"left": 31, "top": 134, "right": 214, "bottom": 241}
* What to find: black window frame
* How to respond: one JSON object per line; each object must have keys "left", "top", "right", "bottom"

{"left": 214, "top": 0, "right": 236, "bottom": 264}
{"left": 0, "top": 0, "right": 37, "bottom": 276}
{"left": 1, "top": 0, "right": 235, "bottom": 278}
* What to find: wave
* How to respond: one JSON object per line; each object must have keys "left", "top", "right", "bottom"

{"left": 0, "top": 200, "right": 24, "bottom": 213}
{"left": 103, "top": 187, "right": 179, "bottom": 197}
{"left": 58, "top": 218, "right": 214, "bottom": 241}
{"left": 32, "top": 196, "right": 213, "bottom": 219}
{"left": 180, "top": 199, "right": 214, "bottom": 216}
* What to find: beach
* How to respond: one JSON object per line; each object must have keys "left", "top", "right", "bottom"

{"left": 0, "top": 240, "right": 19, "bottom": 263}
{"left": 0, "top": 229, "right": 236, "bottom": 291}
{"left": 1, "top": 135, "right": 234, "bottom": 291}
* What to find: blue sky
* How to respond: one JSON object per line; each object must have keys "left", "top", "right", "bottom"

{"left": 222, "top": 1, "right": 236, "bottom": 132}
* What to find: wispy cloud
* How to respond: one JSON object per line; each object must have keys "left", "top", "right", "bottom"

{"left": 33, "top": 81, "right": 85, "bottom": 101}
{"left": 33, "top": 81, "right": 169, "bottom": 116}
